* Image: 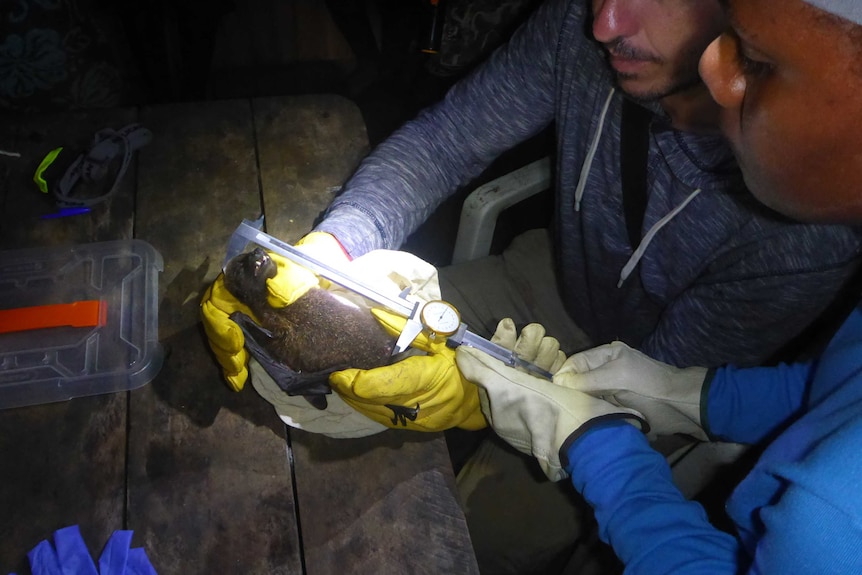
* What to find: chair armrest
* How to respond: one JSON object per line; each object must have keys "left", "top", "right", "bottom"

{"left": 451, "top": 156, "right": 552, "bottom": 264}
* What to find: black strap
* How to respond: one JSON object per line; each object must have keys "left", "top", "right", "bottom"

{"left": 620, "top": 100, "right": 652, "bottom": 250}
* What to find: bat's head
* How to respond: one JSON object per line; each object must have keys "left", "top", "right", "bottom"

{"left": 223, "top": 247, "right": 278, "bottom": 305}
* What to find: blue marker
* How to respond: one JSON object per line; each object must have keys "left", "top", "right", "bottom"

{"left": 41, "top": 206, "right": 92, "bottom": 219}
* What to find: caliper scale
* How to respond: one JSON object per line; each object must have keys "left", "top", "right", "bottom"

{"left": 223, "top": 217, "right": 553, "bottom": 380}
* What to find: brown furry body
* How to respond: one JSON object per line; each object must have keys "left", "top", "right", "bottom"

{"left": 224, "top": 248, "right": 395, "bottom": 373}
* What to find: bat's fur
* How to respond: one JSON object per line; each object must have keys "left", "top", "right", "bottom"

{"left": 223, "top": 248, "right": 395, "bottom": 373}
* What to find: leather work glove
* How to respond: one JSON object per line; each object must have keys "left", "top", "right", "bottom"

{"left": 200, "top": 231, "right": 349, "bottom": 391}
{"left": 456, "top": 341, "right": 646, "bottom": 482}
{"left": 559, "top": 341, "right": 710, "bottom": 441}
{"left": 326, "top": 317, "right": 565, "bottom": 433}
{"left": 329, "top": 308, "right": 488, "bottom": 432}
{"left": 251, "top": 248, "right": 464, "bottom": 436}
{"left": 491, "top": 318, "right": 567, "bottom": 374}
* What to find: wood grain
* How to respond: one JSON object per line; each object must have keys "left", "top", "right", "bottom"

{"left": 129, "top": 99, "right": 302, "bottom": 574}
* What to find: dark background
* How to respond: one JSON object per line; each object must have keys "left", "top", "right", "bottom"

{"left": 0, "top": 0, "right": 543, "bottom": 144}
{"left": 0, "top": 0, "right": 550, "bottom": 264}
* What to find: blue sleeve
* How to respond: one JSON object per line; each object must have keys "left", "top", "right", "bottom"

{"left": 566, "top": 422, "right": 741, "bottom": 574}
{"left": 748, "top": 418, "right": 862, "bottom": 574}
{"left": 705, "top": 362, "right": 813, "bottom": 444}
{"left": 316, "top": 0, "right": 575, "bottom": 256}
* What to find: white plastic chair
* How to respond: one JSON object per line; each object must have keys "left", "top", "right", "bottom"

{"left": 451, "top": 156, "right": 552, "bottom": 264}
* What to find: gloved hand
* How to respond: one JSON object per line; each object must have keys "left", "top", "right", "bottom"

{"left": 251, "top": 248, "right": 466, "bottom": 436}
{"left": 329, "top": 308, "right": 488, "bottom": 431}
{"left": 326, "top": 317, "right": 566, "bottom": 433}
{"left": 200, "top": 231, "right": 348, "bottom": 391}
{"left": 559, "top": 341, "right": 710, "bottom": 441}
{"left": 456, "top": 341, "right": 646, "bottom": 481}
{"left": 491, "top": 318, "right": 567, "bottom": 374}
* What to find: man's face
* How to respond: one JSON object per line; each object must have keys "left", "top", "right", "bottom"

{"left": 592, "top": 0, "right": 726, "bottom": 100}
{"left": 699, "top": 0, "right": 862, "bottom": 223}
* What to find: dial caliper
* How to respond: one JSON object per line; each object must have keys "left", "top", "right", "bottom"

{"left": 223, "top": 217, "right": 554, "bottom": 380}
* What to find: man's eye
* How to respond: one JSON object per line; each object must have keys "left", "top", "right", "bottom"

{"left": 739, "top": 53, "right": 773, "bottom": 77}
{"left": 731, "top": 33, "right": 773, "bottom": 77}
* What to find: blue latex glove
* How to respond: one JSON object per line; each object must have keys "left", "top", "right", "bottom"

{"left": 14, "top": 525, "right": 156, "bottom": 575}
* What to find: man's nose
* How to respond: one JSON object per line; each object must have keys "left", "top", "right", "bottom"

{"left": 592, "top": 0, "right": 639, "bottom": 43}
{"left": 699, "top": 34, "right": 746, "bottom": 111}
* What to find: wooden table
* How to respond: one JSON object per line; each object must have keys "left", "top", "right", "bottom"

{"left": 0, "top": 96, "right": 478, "bottom": 575}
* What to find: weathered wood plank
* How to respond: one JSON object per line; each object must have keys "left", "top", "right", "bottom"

{"left": 253, "top": 94, "right": 369, "bottom": 242}
{"left": 0, "top": 108, "right": 138, "bottom": 575}
{"left": 253, "top": 94, "right": 479, "bottom": 574}
{"left": 129, "top": 99, "right": 302, "bottom": 574}
{"left": 292, "top": 430, "right": 481, "bottom": 574}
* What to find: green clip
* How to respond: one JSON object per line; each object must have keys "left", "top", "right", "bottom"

{"left": 33, "top": 147, "right": 64, "bottom": 194}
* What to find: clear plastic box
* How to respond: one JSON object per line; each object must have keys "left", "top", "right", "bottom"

{"left": 0, "top": 240, "right": 163, "bottom": 409}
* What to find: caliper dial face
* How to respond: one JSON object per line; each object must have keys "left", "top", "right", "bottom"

{"left": 420, "top": 300, "right": 461, "bottom": 337}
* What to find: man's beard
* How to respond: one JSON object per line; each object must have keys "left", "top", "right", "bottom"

{"left": 606, "top": 39, "right": 704, "bottom": 102}
{"left": 616, "top": 70, "right": 704, "bottom": 103}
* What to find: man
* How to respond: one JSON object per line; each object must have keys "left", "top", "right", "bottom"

{"left": 316, "top": 0, "right": 861, "bottom": 571}
{"left": 202, "top": 0, "right": 862, "bottom": 571}
{"left": 458, "top": 0, "right": 862, "bottom": 572}
{"left": 313, "top": 0, "right": 860, "bottom": 370}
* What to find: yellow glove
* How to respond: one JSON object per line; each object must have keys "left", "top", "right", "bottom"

{"left": 200, "top": 232, "right": 348, "bottom": 391}
{"left": 329, "top": 308, "right": 488, "bottom": 432}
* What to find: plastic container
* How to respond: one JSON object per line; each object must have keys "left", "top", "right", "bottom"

{"left": 0, "top": 240, "right": 163, "bottom": 409}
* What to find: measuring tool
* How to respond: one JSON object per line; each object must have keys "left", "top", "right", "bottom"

{"left": 223, "top": 217, "right": 554, "bottom": 380}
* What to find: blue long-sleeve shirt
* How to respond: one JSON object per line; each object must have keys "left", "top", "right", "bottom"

{"left": 566, "top": 303, "right": 862, "bottom": 573}
{"left": 316, "top": 0, "right": 862, "bottom": 369}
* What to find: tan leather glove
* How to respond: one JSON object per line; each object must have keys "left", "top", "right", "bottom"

{"left": 559, "top": 341, "right": 710, "bottom": 441}
{"left": 200, "top": 232, "right": 348, "bottom": 390}
{"left": 457, "top": 342, "right": 646, "bottom": 481}
{"left": 491, "top": 318, "right": 567, "bottom": 374}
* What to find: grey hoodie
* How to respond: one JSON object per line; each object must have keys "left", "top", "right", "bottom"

{"left": 317, "top": 0, "right": 862, "bottom": 368}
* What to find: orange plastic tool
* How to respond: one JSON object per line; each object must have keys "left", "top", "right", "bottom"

{"left": 0, "top": 300, "right": 108, "bottom": 334}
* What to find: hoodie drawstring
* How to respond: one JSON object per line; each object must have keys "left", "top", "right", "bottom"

{"left": 617, "top": 188, "right": 702, "bottom": 287}
{"left": 573, "top": 88, "right": 702, "bottom": 287}
{"left": 574, "top": 88, "right": 615, "bottom": 212}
